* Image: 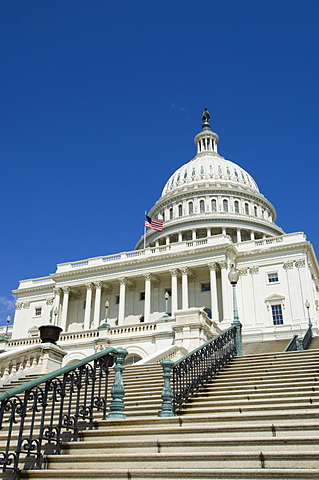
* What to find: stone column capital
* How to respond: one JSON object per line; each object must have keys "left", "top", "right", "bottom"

{"left": 62, "top": 286, "right": 70, "bottom": 294}
{"left": 118, "top": 277, "right": 127, "bottom": 285}
{"left": 85, "top": 282, "right": 94, "bottom": 290}
{"left": 94, "top": 281, "right": 103, "bottom": 289}
{"left": 208, "top": 262, "right": 218, "bottom": 272}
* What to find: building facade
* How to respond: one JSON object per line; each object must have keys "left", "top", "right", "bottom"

{"left": 10, "top": 111, "right": 319, "bottom": 365}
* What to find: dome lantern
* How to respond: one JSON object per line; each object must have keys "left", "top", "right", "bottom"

{"left": 194, "top": 108, "right": 219, "bottom": 155}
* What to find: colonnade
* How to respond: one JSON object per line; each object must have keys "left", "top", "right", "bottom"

{"left": 53, "top": 262, "right": 234, "bottom": 332}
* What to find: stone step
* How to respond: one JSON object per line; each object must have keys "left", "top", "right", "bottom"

{"left": 31, "top": 450, "right": 319, "bottom": 469}
{"left": 18, "top": 467, "right": 319, "bottom": 479}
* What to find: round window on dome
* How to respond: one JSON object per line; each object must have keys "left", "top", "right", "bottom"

{"left": 234, "top": 170, "right": 238, "bottom": 177}
{"left": 226, "top": 167, "right": 231, "bottom": 175}
{"left": 192, "top": 168, "right": 196, "bottom": 177}
{"left": 184, "top": 170, "right": 187, "bottom": 179}
{"left": 218, "top": 166, "right": 222, "bottom": 174}
{"left": 200, "top": 166, "right": 204, "bottom": 175}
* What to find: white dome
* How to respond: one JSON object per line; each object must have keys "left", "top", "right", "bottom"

{"left": 161, "top": 152, "right": 259, "bottom": 198}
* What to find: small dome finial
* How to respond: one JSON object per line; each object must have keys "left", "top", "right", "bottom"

{"left": 201, "top": 108, "right": 210, "bottom": 130}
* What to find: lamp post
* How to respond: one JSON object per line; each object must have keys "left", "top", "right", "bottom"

{"left": 164, "top": 291, "right": 169, "bottom": 316}
{"left": 98, "top": 300, "right": 110, "bottom": 331}
{"left": 5, "top": 315, "right": 11, "bottom": 337}
{"left": 53, "top": 308, "right": 58, "bottom": 326}
{"left": 305, "top": 299, "right": 313, "bottom": 335}
{"left": 228, "top": 265, "right": 243, "bottom": 356}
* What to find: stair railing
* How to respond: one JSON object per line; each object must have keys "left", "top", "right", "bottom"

{"left": 0, "top": 346, "right": 127, "bottom": 479}
{"left": 159, "top": 324, "right": 238, "bottom": 417}
{"left": 285, "top": 325, "right": 313, "bottom": 352}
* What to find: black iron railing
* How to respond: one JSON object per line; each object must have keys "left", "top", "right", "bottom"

{"left": 159, "top": 326, "right": 237, "bottom": 416}
{"left": 302, "top": 325, "right": 313, "bottom": 350}
{"left": 285, "top": 334, "right": 299, "bottom": 352}
{"left": 0, "top": 346, "right": 118, "bottom": 479}
{"left": 285, "top": 325, "right": 313, "bottom": 352}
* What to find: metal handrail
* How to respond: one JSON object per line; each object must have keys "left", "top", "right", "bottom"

{"left": 159, "top": 326, "right": 237, "bottom": 416}
{"left": 0, "top": 346, "right": 121, "bottom": 479}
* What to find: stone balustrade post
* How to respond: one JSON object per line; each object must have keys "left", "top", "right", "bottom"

{"left": 158, "top": 359, "right": 175, "bottom": 417}
{"left": 108, "top": 347, "right": 128, "bottom": 419}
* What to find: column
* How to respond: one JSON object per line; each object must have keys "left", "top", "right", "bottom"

{"left": 93, "top": 281, "right": 102, "bottom": 328}
{"left": 192, "top": 229, "right": 196, "bottom": 240}
{"left": 83, "top": 283, "right": 94, "bottom": 330}
{"left": 170, "top": 269, "right": 178, "bottom": 315}
{"left": 53, "top": 288, "right": 62, "bottom": 325}
{"left": 166, "top": 236, "right": 170, "bottom": 245}
{"left": 220, "top": 262, "right": 232, "bottom": 322}
{"left": 180, "top": 267, "right": 189, "bottom": 309}
{"left": 208, "top": 263, "right": 219, "bottom": 321}
{"left": 222, "top": 227, "right": 226, "bottom": 236}
{"left": 118, "top": 277, "right": 127, "bottom": 325}
{"left": 144, "top": 273, "right": 152, "bottom": 322}
{"left": 236, "top": 228, "right": 241, "bottom": 243}
{"left": 60, "top": 286, "right": 70, "bottom": 332}
{"left": 250, "top": 230, "right": 255, "bottom": 240}
{"left": 178, "top": 232, "right": 183, "bottom": 243}
{"left": 207, "top": 228, "right": 211, "bottom": 237}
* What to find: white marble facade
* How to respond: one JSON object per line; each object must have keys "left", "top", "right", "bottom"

{"left": 10, "top": 112, "right": 319, "bottom": 365}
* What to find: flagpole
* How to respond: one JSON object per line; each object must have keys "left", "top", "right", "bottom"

{"left": 144, "top": 211, "right": 147, "bottom": 250}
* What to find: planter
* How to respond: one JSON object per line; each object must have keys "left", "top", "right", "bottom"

{"left": 39, "top": 325, "right": 63, "bottom": 344}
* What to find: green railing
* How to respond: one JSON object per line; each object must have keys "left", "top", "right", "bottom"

{"left": 0, "top": 346, "right": 127, "bottom": 479}
{"left": 159, "top": 322, "right": 242, "bottom": 417}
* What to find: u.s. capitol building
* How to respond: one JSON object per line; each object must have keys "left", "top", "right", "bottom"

{"left": 10, "top": 110, "right": 319, "bottom": 366}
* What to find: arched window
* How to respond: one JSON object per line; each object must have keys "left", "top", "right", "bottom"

{"left": 192, "top": 168, "right": 196, "bottom": 177}
{"left": 169, "top": 208, "right": 173, "bottom": 220}
{"left": 234, "top": 200, "right": 239, "bottom": 213}
{"left": 254, "top": 206, "right": 258, "bottom": 217}
{"left": 200, "top": 166, "right": 204, "bottom": 175}
{"left": 211, "top": 199, "right": 217, "bottom": 212}
{"left": 245, "top": 203, "right": 249, "bottom": 215}
{"left": 184, "top": 170, "right": 187, "bottom": 179}
{"left": 178, "top": 204, "right": 183, "bottom": 217}
{"left": 188, "top": 202, "right": 193, "bottom": 214}
{"left": 223, "top": 199, "right": 228, "bottom": 212}
{"left": 199, "top": 200, "right": 205, "bottom": 213}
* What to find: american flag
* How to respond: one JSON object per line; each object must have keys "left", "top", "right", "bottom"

{"left": 145, "top": 215, "right": 163, "bottom": 232}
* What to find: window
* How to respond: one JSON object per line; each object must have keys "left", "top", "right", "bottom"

{"left": 201, "top": 283, "right": 211, "bottom": 292}
{"left": 271, "top": 304, "right": 283, "bottom": 325}
{"left": 200, "top": 166, "right": 204, "bottom": 175}
{"left": 35, "top": 307, "right": 42, "bottom": 316}
{"left": 178, "top": 204, "right": 183, "bottom": 217}
{"left": 268, "top": 273, "right": 279, "bottom": 283}
{"left": 200, "top": 200, "right": 205, "bottom": 213}
{"left": 184, "top": 170, "right": 187, "bottom": 179}
{"left": 204, "top": 307, "right": 212, "bottom": 319}
{"left": 254, "top": 206, "right": 258, "bottom": 217}
{"left": 191, "top": 168, "right": 196, "bottom": 177}
{"left": 188, "top": 202, "right": 193, "bottom": 214}
{"left": 218, "top": 165, "right": 222, "bottom": 174}
{"left": 140, "top": 292, "right": 145, "bottom": 301}
{"left": 234, "top": 200, "right": 239, "bottom": 213}
{"left": 115, "top": 295, "right": 120, "bottom": 304}
{"left": 211, "top": 199, "right": 217, "bottom": 212}
{"left": 223, "top": 199, "right": 228, "bottom": 212}
{"left": 245, "top": 203, "right": 249, "bottom": 215}
{"left": 169, "top": 208, "right": 173, "bottom": 220}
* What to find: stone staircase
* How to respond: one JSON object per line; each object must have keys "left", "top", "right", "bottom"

{"left": 2, "top": 348, "right": 319, "bottom": 479}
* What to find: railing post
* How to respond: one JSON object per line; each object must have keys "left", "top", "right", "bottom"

{"left": 232, "top": 319, "right": 243, "bottom": 357}
{"left": 158, "top": 359, "right": 175, "bottom": 417}
{"left": 108, "top": 347, "right": 128, "bottom": 420}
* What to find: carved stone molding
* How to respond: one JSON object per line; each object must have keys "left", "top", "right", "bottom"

{"left": 219, "top": 261, "right": 227, "bottom": 270}
{"left": 295, "top": 259, "right": 305, "bottom": 268}
{"left": 239, "top": 268, "right": 248, "bottom": 276}
{"left": 46, "top": 298, "right": 54, "bottom": 305}
{"left": 69, "top": 291, "right": 81, "bottom": 300}
{"left": 249, "top": 266, "right": 259, "bottom": 275}
{"left": 151, "top": 276, "right": 160, "bottom": 288}
{"left": 118, "top": 277, "right": 127, "bottom": 286}
{"left": 180, "top": 267, "right": 189, "bottom": 276}
{"left": 63, "top": 286, "right": 71, "bottom": 294}
{"left": 169, "top": 269, "right": 179, "bottom": 277}
{"left": 128, "top": 280, "right": 136, "bottom": 292}
{"left": 208, "top": 262, "right": 218, "bottom": 272}
{"left": 23, "top": 302, "right": 30, "bottom": 309}
{"left": 85, "top": 282, "right": 94, "bottom": 290}
{"left": 283, "top": 261, "right": 294, "bottom": 270}
{"left": 15, "top": 302, "right": 23, "bottom": 310}
{"left": 94, "top": 281, "right": 103, "bottom": 289}
{"left": 143, "top": 273, "right": 152, "bottom": 281}
{"left": 53, "top": 287, "right": 63, "bottom": 296}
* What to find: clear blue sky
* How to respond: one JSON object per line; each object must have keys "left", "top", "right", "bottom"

{"left": 1, "top": 0, "right": 319, "bottom": 326}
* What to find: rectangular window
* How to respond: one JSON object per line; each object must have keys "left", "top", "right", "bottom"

{"left": 35, "top": 307, "right": 42, "bottom": 316}
{"left": 268, "top": 273, "right": 279, "bottom": 283}
{"left": 201, "top": 283, "right": 211, "bottom": 292}
{"left": 271, "top": 304, "right": 283, "bottom": 325}
{"left": 140, "top": 292, "right": 145, "bottom": 301}
{"left": 115, "top": 295, "right": 120, "bottom": 304}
